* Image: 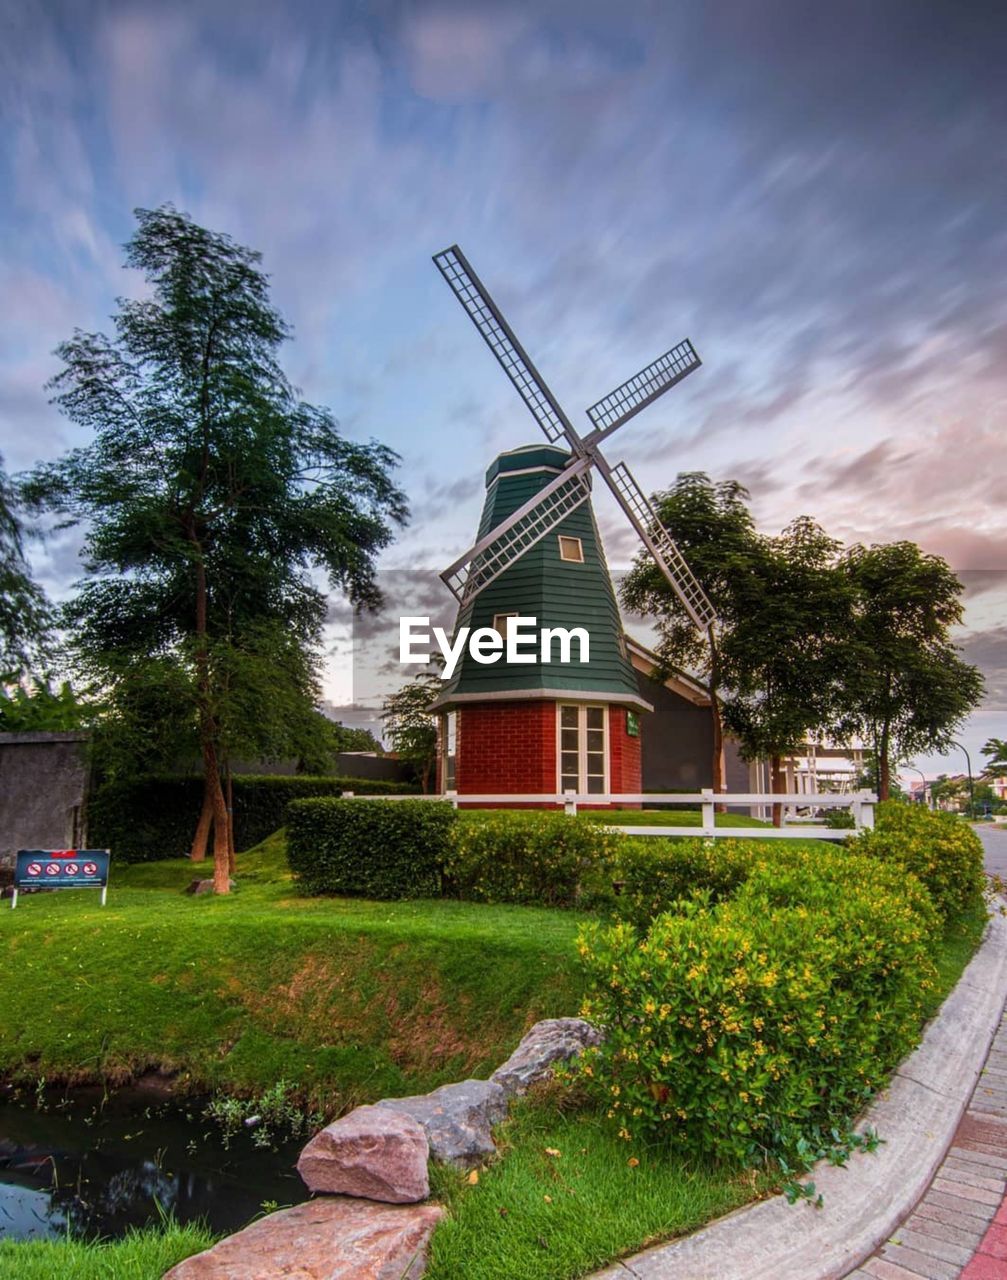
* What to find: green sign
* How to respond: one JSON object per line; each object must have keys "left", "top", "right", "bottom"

{"left": 626, "top": 711, "right": 639, "bottom": 737}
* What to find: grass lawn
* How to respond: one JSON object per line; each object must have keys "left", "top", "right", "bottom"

{"left": 0, "top": 1223, "right": 215, "bottom": 1280}
{"left": 426, "top": 1098, "right": 772, "bottom": 1280}
{"left": 577, "top": 808, "right": 770, "bottom": 827}
{"left": 0, "top": 832, "right": 587, "bottom": 1112}
{"left": 0, "top": 823, "right": 991, "bottom": 1280}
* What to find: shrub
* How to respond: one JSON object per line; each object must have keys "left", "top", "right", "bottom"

{"left": 286, "top": 797, "right": 456, "bottom": 898}
{"left": 444, "top": 810, "right": 622, "bottom": 907}
{"left": 584, "top": 838, "right": 756, "bottom": 928}
{"left": 88, "top": 774, "right": 418, "bottom": 862}
{"left": 573, "top": 844, "right": 938, "bottom": 1166}
{"left": 852, "top": 800, "right": 986, "bottom": 920}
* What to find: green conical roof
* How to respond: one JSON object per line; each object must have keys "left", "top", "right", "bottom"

{"left": 433, "top": 445, "right": 651, "bottom": 711}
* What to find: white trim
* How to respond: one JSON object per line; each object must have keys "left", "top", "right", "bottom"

{"left": 430, "top": 687, "right": 653, "bottom": 712}
{"left": 556, "top": 702, "right": 609, "bottom": 796}
{"left": 557, "top": 534, "right": 584, "bottom": 562}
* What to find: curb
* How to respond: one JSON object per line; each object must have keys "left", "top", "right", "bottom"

{"left": 590, "top": 905, "right": 1007, "bottom": 1280}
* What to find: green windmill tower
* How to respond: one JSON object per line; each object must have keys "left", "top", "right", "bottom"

{"left": 429, "top": 247, "right": 717, "bottom": 801}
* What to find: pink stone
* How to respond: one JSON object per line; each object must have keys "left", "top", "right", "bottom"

{"left": 162, "top": 1197, "right": 444, "bottom": 1280}
{"left": 297, "top": 1105, "right": 429, "bottom": 1203}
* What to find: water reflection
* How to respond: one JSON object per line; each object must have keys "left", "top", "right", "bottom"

{"left": 0, "top": 1085, "right": 309, "bottom": 1241}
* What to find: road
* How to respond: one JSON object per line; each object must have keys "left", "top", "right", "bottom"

{"left": 972, "top": 822, "right": 1007, "bottom": 879}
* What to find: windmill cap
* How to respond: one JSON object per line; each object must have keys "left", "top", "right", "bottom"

{"left": 485, "top": 444, "right": 572, "bottom": 488}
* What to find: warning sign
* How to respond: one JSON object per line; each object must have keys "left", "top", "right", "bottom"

{"left": 11, "top": 850, "right": 110, "bottom": 908}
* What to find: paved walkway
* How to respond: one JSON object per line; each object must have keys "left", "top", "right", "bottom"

{"left": 847, "top": 840, "right": 1007, "bottom": 1280}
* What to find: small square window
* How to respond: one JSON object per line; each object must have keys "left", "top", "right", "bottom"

{"left": 558, "top": 536, "right": 584, "bottom": 563}
{"left": 492, "top": 612, "right": 518, "bottom": 637}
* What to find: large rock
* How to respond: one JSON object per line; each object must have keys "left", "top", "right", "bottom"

{"left": 376, "top": 1079, "right": 508, "bottom": 1169}
{"left": 490, "top": 1018, "right": 604, "bottom": 1097}
{"left": 297, "top": 1105, "right": 429, "bottom": 1203}
{"left": 162, "top": 1197, "right": 444, "bottom": 1280}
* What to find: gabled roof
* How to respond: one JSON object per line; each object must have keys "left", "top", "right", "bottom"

{"left": 624, "top": 636, "right": 712, "bottom": 707}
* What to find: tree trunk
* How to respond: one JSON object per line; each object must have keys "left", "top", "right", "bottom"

{"left": 771, "top": 754, "right": 786, "bottom": 828}
{"left": 190, "top": 537, "right": 231, "bottom": 894}
{"left": 878, "top": 725, "right": 891, "bottom": 801}
{"left": 190, "top": 788, "right": 213, "bottom": 861}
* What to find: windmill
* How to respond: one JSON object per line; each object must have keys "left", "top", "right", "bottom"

{"left": 430, "top": 245, "right": 716, "bottom": 800}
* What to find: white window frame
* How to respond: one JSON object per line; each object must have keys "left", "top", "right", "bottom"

{"left": 556, "top": 702, "right": 609, "bottom": 795}
{"left": 557, "top": 535, "right": 584, "bottom": 563}
{"left": 442, "top": 711, "right": 457, "bottom": 793}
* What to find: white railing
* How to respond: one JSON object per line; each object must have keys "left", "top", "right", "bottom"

{"left": 339, "top": 788, "right": 877, "bottom": 840}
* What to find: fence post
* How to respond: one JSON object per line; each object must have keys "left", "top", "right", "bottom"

{"left": 446, "top": 790, "right": 459, "bottom": 810}
{"left": 850, "top": 795, "right": 862, "bottom": 831}
{"left": 860, "top": 792, "right": 876, "bottom": 831}
{"left": 701, "top": 788, "right": 715, "bottom": 837}
{"left": 343, "top": 791, "right": 355, "bottom": 799}
{"left": 564, "top": 791, "right": 577, "bottom": 817}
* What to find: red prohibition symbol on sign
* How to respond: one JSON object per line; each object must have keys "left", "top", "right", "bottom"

{"left": 45, "top": 863, "right": 61, "bottom": 876}
{"left": 83, "top": 863, "right": 97, "bottom": 876}
{"left": 64, "top": 863, "right": 80, "bottom": 875}
{"left": 27, "top": 863, "right": 41, "bottom": 877}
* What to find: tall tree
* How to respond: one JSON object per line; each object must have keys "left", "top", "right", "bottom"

{"left": 620, "top": 473, "right": 762, "bottom": 791}
{"left": 0, "top": 457, "right": 49, "bottom": 676}
{"left": 982, "top": 737, "right": 1007, "bottom": 774}
{"left": 838, "top": 542, "right": 983, "bottom": 800}
{"left": 381, "top": 671, "right": 441, "bottom": 792}
{"left": 23, "top": 206, "right": 407, "bottom": 891}
{"left": 721, "top": 516, "right": 856, "bottom": 823}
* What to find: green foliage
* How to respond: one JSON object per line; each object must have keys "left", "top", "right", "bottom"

{"left": 0, "top": 456, "right": 49, "bottom": 679}
{"left": 287, "top": 797, "right": 456, "bottom": 898}
{"left": 0, "top": 1222, "right": 217, "bottom": 1280}
{"left": 853, "top": 800, "right": 986, "bottom": 921}
{"left": 823, "top": 807, "right": 856, "bottom": 829}
{"left": 0, "top": 677, "right": 92, "bottom": 732}
{"left": 445, "top": 810, "right": 622, "bottom": 908}
{"left": 839, "top": 542, "right": 983, "bottom": 797}
{"left": 88, "top": 773, "right": 416, "bottom": 862}
{"left": 381, "top": 670, "right": 441, "bottom": 791}
{"left": 573, "top": 842, "right": 939, "bottom": 1166}
{"left": 205, "top": 1078, "right": 322, "bottom": 1149}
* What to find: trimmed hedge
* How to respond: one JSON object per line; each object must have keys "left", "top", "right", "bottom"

{"left": 852, "top": 800, "right": 986, "bottom": 921}
{"left": 444, "top": 811, "right": 622, "bottom": 908}
{"left": 287, "top": 797, "right": 456, "bottom": 899}
{"left": 89, "top": 774, "right": 418, "bottom": 862}
{"left": 574, "top": 841, "right": 940, "bottom": 1166}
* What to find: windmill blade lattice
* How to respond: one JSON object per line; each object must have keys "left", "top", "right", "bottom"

{"left": 602, "top": 461, "right": 717, "bottom": 631}
{"left": 585, "top": 340, "right": 701, "bottom": 442}
{"left": 441, "top": 463, "right": 593, "bottom": 604}
{"left": 433, "top": 246, "right": 581, "bottom": 450}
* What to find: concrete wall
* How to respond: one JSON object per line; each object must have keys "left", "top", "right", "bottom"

{"left": 0, "top": 733, "right": 91, "bottom": 867}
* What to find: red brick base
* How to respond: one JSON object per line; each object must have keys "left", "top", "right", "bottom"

{"left": 441, "top": 699, "right": 642, "bottom": 803}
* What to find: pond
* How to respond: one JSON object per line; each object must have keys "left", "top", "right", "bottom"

{"left": 0, "top": 1082, "right": 309, "bottom": 1242}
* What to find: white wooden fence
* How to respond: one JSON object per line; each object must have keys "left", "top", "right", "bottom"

{"left": 340, "top": 789, "right": 878, "bottom": 841}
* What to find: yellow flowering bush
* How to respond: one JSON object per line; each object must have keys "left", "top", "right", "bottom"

{"left": 852, "top": 801, "right": 985, "bottom": 921}
{"left": 573, "top": 845, "right": 938, "bottom": 1165}
{"left": 444, "top": 810, "right": 621, "bottom": 907}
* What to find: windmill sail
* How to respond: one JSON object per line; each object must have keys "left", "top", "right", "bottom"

{"left": 441, "top": 461, "right": 592, "bottom": 603}
{"left": 585, "top": 340, "right": 701, "bottom": 443}
{"left": 601, "top": 460, "right": 717, "bottom": 631}
{"left": 433, "top": 246, "right": 582, "bottom": 451}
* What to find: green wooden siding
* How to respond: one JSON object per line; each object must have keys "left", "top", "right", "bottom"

{"left": 437, "top": 445, "right": 646, "bottom": 705}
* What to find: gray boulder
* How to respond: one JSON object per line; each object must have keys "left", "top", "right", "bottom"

{"left": 376, "top": 1079, "right": 508, "bottom": 1169}
{"left": 297, "top": 1105, "right": 429, "bottom": 1204}
{"left": 491, "top": 1018, "right": 604, "bottom": 1098}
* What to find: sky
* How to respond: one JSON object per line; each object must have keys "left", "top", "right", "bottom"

{"left": 1, "top": 0, "right": 1005, "bottom": 778}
